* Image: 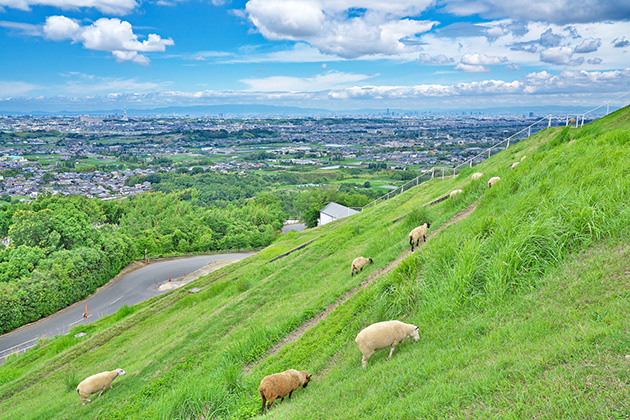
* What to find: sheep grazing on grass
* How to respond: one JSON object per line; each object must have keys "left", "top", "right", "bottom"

{"left": 471, "top": 172, "right": 484, "bottom": 180}
{"left": 488, "top": 176, "right": 501, "bottom": 188}
{"left": 568, "top": 118, "right": 576, "bottom": 125}
{"left": 351, "top": 256, "right": 373, "bottom": 276}
{"left": 449, "top": 189, "right": 463, "bottom": 198}
{"left": 355, "top": 320, "right": 420, "bottom": 367}
{"left": 259, "top": 369, "right": 312, "bottom": 413}
{"left": 408, "top": 223, "right": 430, "bottom": 252}
{"left": 511, "top": 161, "right": 520, "bottom": 169}
{"left": 76, "top": 368, "right": 125, "bottom": 405}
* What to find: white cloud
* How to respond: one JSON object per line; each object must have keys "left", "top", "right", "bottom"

{"left": 612, "top": 37, "right": 629, "bottom": 48}
{"left": 574, "top": 38, "right": 601, "bottom": 53}
{"left": 0, "top": 81, "right": 40, "bottom": 98}
{"left": 42, "top": 16, "right": 174, "bottom": 64}
{"left": 245, "top": 0, "right": 437, "bottom": 58}
{"left": 418, "top": 53, "right": 454, "bottom": 65}
{"left": 241, "top": 71, "right": 376, "bottom": 92}
{"left": 587, "top": 57, "right": 603, "bottom": 65}
{"left": 522, "top": 68, "right": 630, "bottom": 93}
{"left": 442, "top": 0, "right": 630, "bottom": 25}
{"left": 0, "top": 0, "right": 138, "bottom": 15}
{"left": 455, "top": 53, "right": 507, "bottom": 72}
{"left": 327, "top": 68, "right": 630, "bottom": 100}
{"left": 540, "top": 46, "right": 584, "bottom": 66}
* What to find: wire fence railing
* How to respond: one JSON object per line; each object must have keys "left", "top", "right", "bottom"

{"left": 361, "top": 93, "right": 629, "bottom": 210}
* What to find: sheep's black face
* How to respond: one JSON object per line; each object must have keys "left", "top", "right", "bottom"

{"left": 368, "top": 258, "right": 373, "bottom": 263}
{"left": 425, "top": 223, "right": 431, "bottom": 229}
{"left": 302, "top": 373, "right": 312, "bottom": 388}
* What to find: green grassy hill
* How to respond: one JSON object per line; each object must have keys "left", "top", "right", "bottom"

{"left": 1, "top": 107, "right": 630, "bottom": 419}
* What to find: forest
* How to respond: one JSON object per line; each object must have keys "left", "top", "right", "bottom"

{"left": 0, "top": 191, "right": 284, "bottom": 334}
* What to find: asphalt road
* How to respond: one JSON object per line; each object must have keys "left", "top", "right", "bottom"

{"left": 0, "top": 253, "right": 253, "bottom": 362}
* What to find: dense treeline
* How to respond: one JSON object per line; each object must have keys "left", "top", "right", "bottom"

{"left": 124, "top": 170, "right": 382, "bottom": 226}
{"left": 0, "top": 192, "right": 284, "bottom": 334}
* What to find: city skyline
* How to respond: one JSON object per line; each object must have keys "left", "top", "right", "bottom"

{"left": 0, "top": 0, "right": 629, "bottom": 113}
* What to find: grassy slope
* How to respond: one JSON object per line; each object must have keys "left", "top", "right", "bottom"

{"left": 0, "top": 107, "right": 629, "bottom": 419}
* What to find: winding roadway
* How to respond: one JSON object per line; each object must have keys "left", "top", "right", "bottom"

{"left": 0, "top": 252, "right": 253, "bottom": 363}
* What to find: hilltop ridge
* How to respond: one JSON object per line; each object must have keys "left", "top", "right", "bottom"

{"left": 1, "top": 106, "right": 629, "bottom": 419}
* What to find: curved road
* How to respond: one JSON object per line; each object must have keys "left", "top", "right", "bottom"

{"left": 0, "top": 253, "right": 253, "bottom": 362}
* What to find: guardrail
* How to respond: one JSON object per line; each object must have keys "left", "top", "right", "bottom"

{"left": 361, "top": 93, "right": 629, "bottom": 211}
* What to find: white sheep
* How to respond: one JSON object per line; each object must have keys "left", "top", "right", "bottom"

{"left": 471, "top": 172, "right": 484, "bottom": 180}
{"left": 511, "top": 161, "right": 520, "bottom": 169}
{"left": 408, "top": 223, "right": 430, "bottom": 252}
{"left": 488, "top": 176, "right": 500, "bottom": 188}
{"left": 355, "top": 320, "right": 420, "bottom": 367}
{"left": 259, "top": 369, "right": 312, "bottom": 413}
{"left": 76, "top": 368, "right": 126, "bottom": 405}
{"left": 351, "top": 256, "right": 373, "bottom": 276}
{"left": 520, "top": 155, "right": 527, "bottom": 162}
{"left": 449, "top": 189, "right": 463, "bottom": 198}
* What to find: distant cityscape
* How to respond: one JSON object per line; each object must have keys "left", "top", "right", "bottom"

{"left": 0, "top": 112, "right": 590, "bottom": 201}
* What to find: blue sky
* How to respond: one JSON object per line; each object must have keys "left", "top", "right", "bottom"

{"left": 0, "top": 0, "right": 629, "bottom": 112}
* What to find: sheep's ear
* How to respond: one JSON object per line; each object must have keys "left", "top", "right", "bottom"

{"left": 415, "top": 326, "right": 419, "bottom": 330}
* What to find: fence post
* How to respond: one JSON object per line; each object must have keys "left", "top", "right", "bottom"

{"left": 528, "top": 127, "right": 531, "bottom": 137}
{"left": 548, "top": 115, "right": 551, "bottom": 128}
{"left": 581, "top": 115, "right": 585, "bottom": 127}
{"left": 488, "top": 149, "right": 491, "bottom": 158}
{"left": 469, "top": 160, "right": 472, "bottom": 167}
{"left": 431, "top": 167, "right": 434, "bottom": 179}
{"left": 441, "top": 168, "right": 444, "bottom": 180}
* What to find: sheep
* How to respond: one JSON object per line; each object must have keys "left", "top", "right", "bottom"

{"left": 449, "top": 189, "right": 463, "bottom": 198}
{"left": 568, "top": 117, "right": 576, "bottom": 125}
{"left": 408, "top": 223, "right": 431, "bottom": 252}
{"left": 76, "top": 368, "right": 126, "bottom": 405}
{"left": 471, "top": 172, "right": 484, "bottom": 180}
{"left": 351, "top": 256, "right": 373, "bottom": 276}
{"left": 520, "top": 155, "right": 527, "bottom": 162}
{"left": 355, "top": 320, "right": 420, "bottom": 367}
{"left": 259, "top": 369, "right": 312, "bottom": 413}
{"left": 488, "top": 176, "right": 500, "bottom": 188}
{"left": 511, "top": 161, "right": 520, "bottom": 169}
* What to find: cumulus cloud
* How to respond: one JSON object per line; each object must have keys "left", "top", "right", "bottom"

{"left": 506, "top": 63, "right": 521, "bottom": 71}
{"left": 418, "top": 53, "right": 453, "bottom": 65}
{"left": 574, "top": 38, "right": 601, "bottom": 53}
{"left": 612, "top": 37, "right": 629, "bottom": 48}
{"left": 485, "top": 25, "right": 507, "bottom": 41}
{"left": 327, "top": 68, "right": 630, "bottom": 100}
{"left": 442, "top": 0, "right": 630, "bottom": 25}
{"left": 240, "top": 71, "right": 375, "bottom": 92}
{"left": 455, "top": 53, "right": 507, "bottom": 72}
{"left": 0, "top": 0, "right": 138, "bottom": 15}
{"left": 42, "top": 16, "right": 174, "bottom": 64}
{"left": 522, "top": 68, "right": 630, "bottom": 93}
{"left": 540, "top": 46, "right": 585, "bottom": 66}
{"left": 539, "top": 28, "right": 563, "bottom": 47}
{"left": 587, "top": 57, "right": 603, "bottom": 65}
{"left": 244, "top": 0, "right": 437, "bottom": 58}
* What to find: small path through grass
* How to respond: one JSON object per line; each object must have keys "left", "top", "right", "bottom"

{"left": 244, "top": 200, "right": 478, "bottom": 373}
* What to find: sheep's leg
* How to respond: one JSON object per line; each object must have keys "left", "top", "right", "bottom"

{"left": 288, "top": 390, "right": 293, "bottom": 399}
{"left": 261, "top": 396, "right": 267, "bottom": 413}
{"left": 361, "top": 350, "right": 373, "bottom": 367}
{"left": 388, "top": 345, "right": 397, "bottom": 359}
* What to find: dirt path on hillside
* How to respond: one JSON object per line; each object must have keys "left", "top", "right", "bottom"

{"left": 244, "top": 200, "right": 478, "bottom": 373}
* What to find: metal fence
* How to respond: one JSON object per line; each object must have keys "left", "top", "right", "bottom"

{"left": 361, "top": 92, "right": 630, "bottom": 211}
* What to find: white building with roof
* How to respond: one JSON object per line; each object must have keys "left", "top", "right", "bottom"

{"left": 318, "top": 202, "right": 359, "bottom": 226}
